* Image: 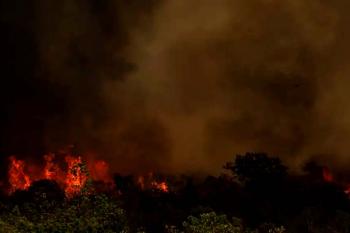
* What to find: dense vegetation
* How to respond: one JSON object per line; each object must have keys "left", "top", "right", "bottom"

{"left": 1, "top": 153, "right": 350, "bottom": 233}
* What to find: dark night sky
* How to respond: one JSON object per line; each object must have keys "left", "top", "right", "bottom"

{"left": 2, "top": 0, "right": 350, "bottom": 175}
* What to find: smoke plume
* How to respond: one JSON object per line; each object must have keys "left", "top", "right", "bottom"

{"left": 1, "top": 0, "right": 350, "bottom": 174}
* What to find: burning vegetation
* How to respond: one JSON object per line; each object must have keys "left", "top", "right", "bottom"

{"left": 137, "top": 173, "right": 169, "bottom": 193}
{"left": 2, "top": 152, "right": 350, "bottom": 232}
{"left": 8, "top": 156, "right": 31, "bottom": 193}
{"left": 8, "top": 154, "right": 91, "bottom": 197}
{"left": 7, "top": 152, "right": 169, "bottom": 197}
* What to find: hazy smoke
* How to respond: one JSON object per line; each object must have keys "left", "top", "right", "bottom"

{"left": 2, "top": 0, "right": 350, "bottom": 174}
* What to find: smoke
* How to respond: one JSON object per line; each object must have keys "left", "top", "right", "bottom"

{"left": 1, "top": 0, "right": 350, "bottom": 174}
{"left": 124, "top": 0, "right": 349, "bottom": 173}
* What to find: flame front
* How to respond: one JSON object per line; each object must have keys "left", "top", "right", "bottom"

{"left": 7, "top": 154, "right": 169, "bottom": 196}
{"left": 8, "top": 156, "right": 31, "bottom": 193}
{"left": 7, "top": 154, "right": 111, "bottom": 197}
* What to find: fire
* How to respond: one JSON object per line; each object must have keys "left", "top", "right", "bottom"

{"left": 137, "top": 173, "right": 169, "bottom": 193}
{"left": 8, "top": 156, "right": 31, "bottom": 193}
{"left": 7, "top": 154, "right": 113, "bottom": 197}
{"left": 322, "top": 167, "right": 350, "bottom": 197}
{"left": 7, "top": 152, "right": 169, "bottom": 196}
{"left": 44, "top": 153, "right": 59, "bottom": 180}
{"left": 89, "top": 160, "right": 113, "bottom": 183}
{"left": 65, "top": 156, "right": 88, "bottom": 197}
{"left": 151, "top": 181, "right": 169, "bottom": 192}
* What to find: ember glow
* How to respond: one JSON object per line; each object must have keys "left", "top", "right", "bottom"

{"left": 151, "top": 181, "right": 169, "bottom": 193}
{"left": 137, "top": 173, "right": 169, "bottom": 193}
{"left": 345, "top": 186, "right": 350, "bottom": 196}
{"left": 322, "top": 167, "right": 333, "bottom": 182}
{"left": 322, "top": 167, "right": 350, "bottom": 197}
{"left": 7, "top": 154, "right": 112, "bottom": 197}
{"left": 137, "top": 176, "right": 145, "bottom": 190}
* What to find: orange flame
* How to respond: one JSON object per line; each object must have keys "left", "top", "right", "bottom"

{"left": 7, "top": 153, "right": 169, "bottom": 196}
{"left": 65, "top": 156, "right": 88, "bottom": 197}
{"left": 44, "top": 153, "right": 60, "bottom": 180}
{"left": 151, "top": 181, "right": 169, "bottom": 192}
{"left": 137, "top": 173, "right": 169, "bottom": 193}
{"left": 7, "top": 153, "right": 113, "bottom": 197}
{"left": 8, "top": 156, "right": 31, "bottom": 193}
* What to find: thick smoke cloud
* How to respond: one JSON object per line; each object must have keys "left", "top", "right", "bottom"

{"left": 1, "top": 0, "right": 350, "bottom": 174}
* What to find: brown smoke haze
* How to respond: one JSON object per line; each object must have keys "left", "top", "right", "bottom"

{"left": 2, "top": 0, "right": 350, "bottom": 174}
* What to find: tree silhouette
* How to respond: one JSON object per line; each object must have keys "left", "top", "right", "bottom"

{"left": 224, "top": 153, "right": 287, "bottom": 187}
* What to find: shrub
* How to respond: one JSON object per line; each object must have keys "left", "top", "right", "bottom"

{"left": 0, "top": 194, "right": 128, "bottom": 233}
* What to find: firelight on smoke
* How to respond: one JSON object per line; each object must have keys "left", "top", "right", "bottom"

{"left": 44, "top": 153, "right": 59, "bottom": 180}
